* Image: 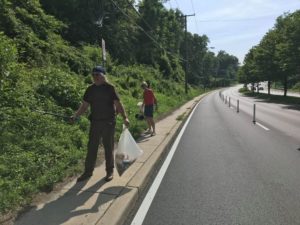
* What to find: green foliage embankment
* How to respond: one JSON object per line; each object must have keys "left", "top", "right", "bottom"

{"left": 0, "top": 0, "right": 206, "bottom": 217}
{"left": 0, "top": 32, "right": 203, "bottom": 215}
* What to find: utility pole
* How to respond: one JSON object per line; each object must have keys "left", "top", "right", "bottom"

{"left": 102, "top": 38, "right": 106, "bottom": 68}
{"left": 182, "top": 14, "right": 195, "bottom": 94}
{"left": 99, "top": 0, "right": 107, "bottom": 68}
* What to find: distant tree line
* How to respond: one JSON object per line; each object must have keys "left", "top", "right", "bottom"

{"left": 238, "top": 10, "right": 300, "bottom": 96}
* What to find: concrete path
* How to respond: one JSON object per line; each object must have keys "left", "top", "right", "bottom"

{"left": 15, "top": 93, "right": 207, "bottom": 225}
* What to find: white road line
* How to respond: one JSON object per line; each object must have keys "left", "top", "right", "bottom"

{"left": 256, "top": 122, "right": 270, "bottom": 131}
{"left": 130, "top": 101, "right": 200, "bottom": 225}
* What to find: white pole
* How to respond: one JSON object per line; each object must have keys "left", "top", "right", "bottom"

{"left": 253, "top": 104, "right": 256, "bottom": 123}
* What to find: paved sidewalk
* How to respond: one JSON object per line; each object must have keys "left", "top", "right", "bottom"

{"left": 15, "top": 94, "right": 206, "bottom": 225}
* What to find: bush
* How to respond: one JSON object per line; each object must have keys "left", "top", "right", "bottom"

{"left": 0, "top": 33, "right": 17, "bottom": 75}
{"left": 0, "top": 63, "right": 90, "bottom": 213}
{"left": 0, "top": 107, "right": 88, "bottom": 212}
{"left": 292, "top": 82, "right": 300, "bottom": 91}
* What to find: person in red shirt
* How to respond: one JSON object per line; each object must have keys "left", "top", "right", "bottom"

{"left": 141, "top": 81, "right": 157, "bottom": 136}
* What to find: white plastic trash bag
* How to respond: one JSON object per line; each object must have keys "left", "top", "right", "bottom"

{"left": 115, "top": 126, "right": 143, "bottom": 176}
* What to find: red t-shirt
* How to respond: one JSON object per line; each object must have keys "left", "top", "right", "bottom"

{"left": 143, "top": 88, "right": 156, "bottom": 106}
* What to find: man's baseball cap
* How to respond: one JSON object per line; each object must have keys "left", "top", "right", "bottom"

{"left": 92, "top": 66, "right": 106, "bottom": 75}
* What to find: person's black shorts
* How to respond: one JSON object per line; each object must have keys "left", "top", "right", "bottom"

{"left": 144, "top": 105, "right": 154, "bottom": 118}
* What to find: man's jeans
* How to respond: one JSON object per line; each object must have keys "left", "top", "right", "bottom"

{"left": 85, "top": 120, "right": 115, "bottom": 175}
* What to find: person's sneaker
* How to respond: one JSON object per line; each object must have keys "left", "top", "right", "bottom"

{"left": 105, "top": 172, "right": 114, "bottom": 182}
{"left": 145, "top": 128, "right": 152, "bottom": 134}
{"left": 77, "top": 172, "right": 92, "bottom": 182}
{"left": 151, "top": 131, "right": 156, "bottom": 136}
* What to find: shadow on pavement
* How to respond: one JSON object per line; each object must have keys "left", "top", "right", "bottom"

{"left": 136, "top": 133, "right": 151, "bottom": 143}
{"left": 15, "top": 178, "right": 131, "bottom": 225}
{"left": 244, "top": 92, "right": 300, "bottom": 111}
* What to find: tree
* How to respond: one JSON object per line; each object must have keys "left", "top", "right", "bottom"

{"left": 217, "top": 51, "right": 239, "bottom": 79}
{"left": 274, "top": 11, "right": 300, "bottom": 96}
{"left": 240, "top": 10, "right": 300, "bottom": 96}
{"left": 201, "top": 51, "right": 217, "bottom": 88}
{"left": 240, "top": 47, "right": 260, "bottom": 92}
{"left": 41, "top": 0, "right": 140, "bottom": 64}
{"left": 254, "top": 30, "right": 280, "bottom": 94}
{"left": 184, "top": 33, "right": 209, "bottom": 85}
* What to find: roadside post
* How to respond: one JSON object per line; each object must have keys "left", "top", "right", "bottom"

{"left": 253, "top": 104, "right": 256, "bottom": 123}
{"left": 237, "top": 100, "right": 239, "bottom": 113}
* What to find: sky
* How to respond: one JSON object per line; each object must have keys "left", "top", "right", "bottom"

{"left": 162, "top": 0, "right": 300, "bottom": 64}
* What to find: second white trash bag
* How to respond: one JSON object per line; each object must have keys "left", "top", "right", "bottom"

{"left": 115, "top": 126, "right": 143, "bottom": 176}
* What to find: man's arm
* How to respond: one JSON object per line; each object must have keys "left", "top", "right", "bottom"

{"left": 114, "top": 100, "right": 130, "bottom": 126}
{"left": 72, "top": 101, "right": 90, "bottom": 119}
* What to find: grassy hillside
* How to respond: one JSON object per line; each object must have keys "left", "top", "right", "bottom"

{"left": 0, "top": 34, "right": 203, "bottom": 216}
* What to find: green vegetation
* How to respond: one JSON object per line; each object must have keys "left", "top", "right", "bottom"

{"left": 291, "top": 82, "right": 300, "bottom": 92}
{"left": 0, "top": 0, "right": 236, "bottom": 216}
{"left": 238, "top": 10, "right": 300, "bottom": 96}
{"left": 176, "top": 112, "right": 186, "bottom": 121}
{"left": 39, "top": 0, "right": 239, "bottom": 87}
{"left": 3, "top": 0, "right": 295, "bottom": 220}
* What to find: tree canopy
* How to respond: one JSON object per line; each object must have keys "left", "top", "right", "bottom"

{"left": 39, "top": 0, "right": 239, "bottom": 86}
{"left": 238, "top": 10, "right": 300, "bottom": 95}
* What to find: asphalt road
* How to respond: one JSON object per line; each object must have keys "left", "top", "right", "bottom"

{"left": 131, "top": 89, "right": 300, "bottom": 225}
{"left": 222, "top": 85, "right": 300, "bottom": 142}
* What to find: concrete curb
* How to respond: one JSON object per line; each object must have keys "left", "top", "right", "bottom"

{"left": 96, "top": 93, "right": 208, "bottom": 225}
{"left": 14, "top": 93, "right": 210, "bottom": 225}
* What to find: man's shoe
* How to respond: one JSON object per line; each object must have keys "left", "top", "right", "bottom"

{"left": 105, "top": 172, "right": 114, "bottom": 182}
{"left": 77, "top": 172, "right": 92, "bottom": 182}
{"left": 145, "top": 128, "right": 152, "bottom": 134}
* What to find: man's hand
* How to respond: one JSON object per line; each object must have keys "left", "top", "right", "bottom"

{"left": 123, "top": 117, "right": 130, "bottom": 127}
{"left": 69, "top": 115, "right": 79, "bottom": 124}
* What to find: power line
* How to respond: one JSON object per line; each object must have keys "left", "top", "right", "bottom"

{"left": 197, "top": 16, "right": 275, "bottom": 23}
{"left": 182, "top": 13, "right": 195, "bottom": 94}
{"left": 190, "top": 0, "right": 199, "bottom": 34}
{"left": 125, "top": 0, "right": 154, "bottom": 33}
{"left": 168, "top": 0, "right": 172, "bottom": 9}
{"left": 109, "top": 0, "right": 186, "bottom": 62}
{"left": 174, "top": 0, "right": 180, "bottom": 9}
{"left": 110, "top": 0, "right": 159, "bottom": 45}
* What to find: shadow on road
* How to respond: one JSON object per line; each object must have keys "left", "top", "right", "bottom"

{"left": 243, "top": 92, "right": 300, "bottom": 111}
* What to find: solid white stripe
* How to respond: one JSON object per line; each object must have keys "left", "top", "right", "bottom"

{"left": 256, "top": 122, "right": 270, "bottom": 131}
{"left": 130, "top": 101, "right": 201, "bottom": 225}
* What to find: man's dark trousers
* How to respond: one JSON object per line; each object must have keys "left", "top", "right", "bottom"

{"left": 85, "top": 120, "right": 115, "bottom": 175}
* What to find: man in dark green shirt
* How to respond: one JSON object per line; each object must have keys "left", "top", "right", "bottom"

{"left": 72, "top": 66, "right": 129, "bottom": 182}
